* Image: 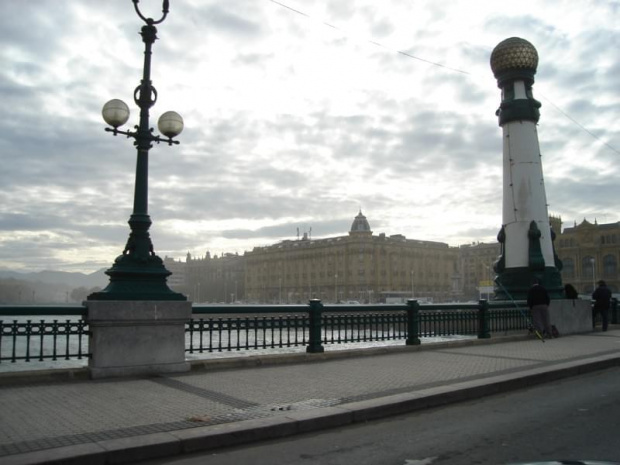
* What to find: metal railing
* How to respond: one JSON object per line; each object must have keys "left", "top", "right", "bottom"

{"left": 186, "top": 300, "right": 530, "bottom": 354}
{"left": 3, "top": 299, "right": 615, "bottom": 367}
{"left": 0, "top": 306, "right": 89, "bottom": 364}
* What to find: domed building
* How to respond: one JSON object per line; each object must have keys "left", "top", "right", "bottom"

{"left": 244, "top": 211, "right": 459, "bottom": 304}
{"left": 349, "top": 210, "right": 372, "bottom": 235}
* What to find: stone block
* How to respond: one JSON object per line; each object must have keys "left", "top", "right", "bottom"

{"left": 85, "top": 300, "right": 192, "bottom": 379}
{"left": 549, "top": 299, "right": 591, "bottom": 335}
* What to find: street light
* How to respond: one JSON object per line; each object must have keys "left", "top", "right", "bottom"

{"left": 89, "top": 0, "right": 185, "bottom": 301}
{"left": 334, "top": 273, "right": 338, "bottom": 303}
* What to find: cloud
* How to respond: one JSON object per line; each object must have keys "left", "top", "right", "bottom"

{"left": 0, "top": 0, "right": 618, "bottom": 272}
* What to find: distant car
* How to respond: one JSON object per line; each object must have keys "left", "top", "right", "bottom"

{"left": 345, "top": 300, "right": 361, "bottom": 305}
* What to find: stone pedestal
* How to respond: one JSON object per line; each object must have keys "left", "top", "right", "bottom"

{"left": 549, "top": 299, "right": 591, "bottom": 335}
{"left": 85, "top": 300, "right": 192, "bottom": 379}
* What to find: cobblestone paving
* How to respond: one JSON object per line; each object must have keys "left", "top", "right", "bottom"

{"left": 0, "top": 332, "right": 618, "bottom": 457}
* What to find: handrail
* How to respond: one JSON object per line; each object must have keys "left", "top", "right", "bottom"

{"left": 191, "top": 304, "right": 308, "bottom": 314}
{"left": 189, "top": 302, "right": 516, "bottom": 315}
{"left": 0, "top": 301, "right": 527, "bottom": 317}
{"left": 0, "top": 305, "right": 87, "bottom": 317}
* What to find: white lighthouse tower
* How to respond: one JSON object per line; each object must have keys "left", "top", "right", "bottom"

{"left": 490, "top": 37, "right": 563, "bottom": 300}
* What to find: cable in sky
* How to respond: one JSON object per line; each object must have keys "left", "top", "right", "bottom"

{"left": 269, "top": 0, "right": 470, "bottom": 75}
{"left": 269, "top": 0, "right": 618, "bottom": 154}
{"left": 539, "top": 94, "right": 620, "bottom": 156}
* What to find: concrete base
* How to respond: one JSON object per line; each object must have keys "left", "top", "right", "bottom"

{"left": 85, "top": 300, "right": 192, "bottom": 379}
{"left": 549, "top": 299, "right": 591, "bottom": 335}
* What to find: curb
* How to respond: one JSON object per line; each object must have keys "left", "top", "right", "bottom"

{"left": 4, "top": 350, "right": 620, "bottom": 465}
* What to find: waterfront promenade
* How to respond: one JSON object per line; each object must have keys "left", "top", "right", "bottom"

{"left": 1, "top": 328, "right": 619, "bottom": 465}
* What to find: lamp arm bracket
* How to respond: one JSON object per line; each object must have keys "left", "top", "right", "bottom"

{"left": 105, "top": 127, "right": 179, "bottom": 146}
{"left": 152, "top": 135, "right": 180, "bottom": 146}
{"left": 133, "top": 0, "right": 170, "bottom": 25}
{"left": 105, "top": 127, "right": 137, "bottom": 138}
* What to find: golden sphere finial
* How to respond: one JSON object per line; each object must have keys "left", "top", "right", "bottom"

{"left": 490, "top": 37, "right": 538, "bottom": 77}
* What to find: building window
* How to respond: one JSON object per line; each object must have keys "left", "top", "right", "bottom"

{"left": 603, "top": 255, "right": 617, "bottom": 277}
{"left": 563, "top": 258, "right": 575, "bottom": 279}
{"left": 582, "top": 256, "right": 594, "bottom": 279}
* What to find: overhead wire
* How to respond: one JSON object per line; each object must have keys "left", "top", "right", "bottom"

{"left": 538, "top": 95, "right": 620, "bottom": 155}
{"left": 268, "top": 0, "right": 618, "bottom": 155}
{"left": 270, "top": 0, "right": 470, "bottom": 75}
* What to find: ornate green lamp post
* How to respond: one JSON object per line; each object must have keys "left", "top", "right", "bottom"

{"left": 89, "top": 0, "right": 185, "bottom": 301}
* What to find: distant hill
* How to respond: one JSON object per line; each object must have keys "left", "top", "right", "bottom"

{"left": 0, "top": 269, "right": 108, "bottom": 289}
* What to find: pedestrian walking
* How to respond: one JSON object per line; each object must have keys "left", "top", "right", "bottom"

{"left": 592, "top": 280, "right": 612, "bottom": 331}
{"left": 527, "top": 279, "right": 553, "bottom": 339}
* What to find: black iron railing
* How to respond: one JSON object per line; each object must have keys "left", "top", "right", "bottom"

{"left": 186, "top": 313, "right": 310, "bottom": 353}
{"left": 0, "top": 306, "right": 89, "bottom": 363}
{"left": 186, "top": 300, "right": 530, "bottom": 354}
{"left": 5, "top": 298, "right": 614, "bottom": 366}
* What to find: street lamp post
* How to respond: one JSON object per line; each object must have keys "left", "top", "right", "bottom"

{"left": 334, "top": 273, "right": 338, "bottom": 303}
{"left": 591, "top": 257, "right": 596, "bottom": 292}
{"left": 89, "top": 0, "right": 185, "bottom": 301}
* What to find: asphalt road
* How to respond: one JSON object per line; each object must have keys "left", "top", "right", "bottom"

{"left": 144, "top": 367, "right": 620, "bottom": 465}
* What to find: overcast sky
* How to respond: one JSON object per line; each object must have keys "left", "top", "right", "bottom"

{"left": 0, "top": 0, "right": 618, "bottom": 274}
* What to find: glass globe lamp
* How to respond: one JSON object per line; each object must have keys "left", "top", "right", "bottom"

{"left": 102, "top": 99, "right": 130, "bottom": 128}
{"left": 157, "top": 111, "right": 184, "bottom": 138}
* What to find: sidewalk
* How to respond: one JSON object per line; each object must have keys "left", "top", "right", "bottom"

{"left": 1, "top": 329, "right": 619, "bottom": 465}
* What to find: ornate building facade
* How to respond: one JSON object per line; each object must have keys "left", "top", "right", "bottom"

{"left": 166, "top": 214, "right": 618, "bottom": 303}
{"left": 244, "top": 211, "right": 460, "bottom": 303}
{"left": 459, "top": 242, "right": 500, "bottom": 301}
{"left": 180, "top": 251, "right": 245, "bottom": 303}
{"left": 555, "top": 219, "right": 619, "bottom": 294}
{"left": 457, "top": 217, "right": 619, "bottom": 300}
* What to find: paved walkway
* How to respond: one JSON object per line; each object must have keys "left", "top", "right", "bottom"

{"left": 1, "top": 329, "right": 619, "bottom": 465}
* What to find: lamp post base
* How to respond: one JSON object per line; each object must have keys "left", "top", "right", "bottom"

{"left": 493, "top": 266, "right": 564, "bottom": 301}
{"left": 88, "top": 254, "right": 186, "bottom": 301}
{"left": 89, "top": 213, "right": 186, "bottom": 301}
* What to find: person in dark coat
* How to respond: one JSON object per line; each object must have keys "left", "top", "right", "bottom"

{"left": 564, "top": 283, "right": 579, "bottom": 300}
{"left": 527, "top": 280, "right": 553, "bottom": 338}
{"left": 592, "top": 280, "right": 612, "bottom": 331}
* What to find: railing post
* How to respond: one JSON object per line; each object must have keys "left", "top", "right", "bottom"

{"left": 306, "top": 299, "right": 324, "bottom": 353}
{"left": 477, "top": 299, "right": 491, "bottom": 339}
{"left": 406, "top": 299, "right": 421, "bottom": 345}
{"left": 611, "top": 298, "right": 618, "bottom": 325}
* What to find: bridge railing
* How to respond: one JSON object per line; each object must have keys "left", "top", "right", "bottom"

{"left": 0, "top": 305, "right": 89, "bottom": 364}
{"left": 187, "top": 299, "right": 532, "bottom": 354}
{"left": 0, "top": 299, "right": 553, "bottom": 367}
